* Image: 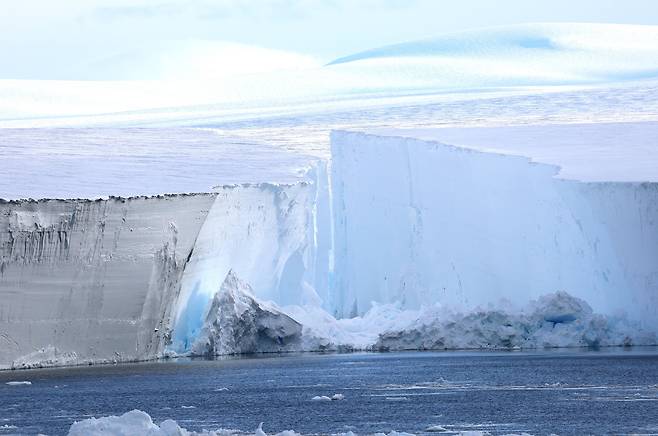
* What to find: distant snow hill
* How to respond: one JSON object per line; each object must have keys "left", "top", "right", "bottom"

{"left": 3, "top": 23, "right": 658, "bottom": 125}
{"left": 327, "top": 23, "right": 658, "bottom": 87}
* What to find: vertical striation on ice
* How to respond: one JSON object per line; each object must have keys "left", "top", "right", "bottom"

{"left": 329, "top": 130, "right": 658, "bottom": 328}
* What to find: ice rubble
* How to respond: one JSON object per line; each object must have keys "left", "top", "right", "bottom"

{"left": 375, "top": 292, "right": 656, "bottom": 351}
{"left": 189, "top": 270, "right": 302, "bottom": 356}
{"left": 282, "top": 292, "right": 655, "bottom": 352}
{"left": 66, "top": 409, "right": 527, "bottom": 436}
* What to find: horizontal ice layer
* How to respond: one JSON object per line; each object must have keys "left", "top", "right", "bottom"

{"left": 0, "top": 128, "right": 315, "bottom": 200}
{"left": 330, "top": 130, "right": 658, "bottom": 328}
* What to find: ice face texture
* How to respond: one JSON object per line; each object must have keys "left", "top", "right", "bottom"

{"left": 329, "top": 131, "right": 658, "bottom": 327}
{"left": 190, "top": 270, "right": 302, "bottom": 356}
{"left": 2, "top": 123, "right": 658, "bottom": 368}
{"left": 375, "top": 292, "right": 656, "bottom": 351}
{"left": 0, "top": 194, "right": 215, "bottom": 369}
{"left": 169, "top": 182, "right": 319, "bottom": 354}
{"left": 0, "top": 182, "right": 318, "bottom": 368}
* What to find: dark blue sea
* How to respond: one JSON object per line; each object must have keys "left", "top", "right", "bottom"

{"left": 1, "top": 349, "right": 658, "bottom": 435}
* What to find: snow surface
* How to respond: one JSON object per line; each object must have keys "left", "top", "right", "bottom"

{"left": 369, "top": 122, "right": 658, "bottom": 182}
{"left": 4, "top": 24, "right": 658, "bottom": 126}
{"left": 328, "top": 23, "right": 658, "bottom": 88}
{"left": 0, "top": 128, "right": 314, "bottom": 199}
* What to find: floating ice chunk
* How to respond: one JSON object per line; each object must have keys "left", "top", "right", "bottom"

{"left": 68, "top": 410, "right": 168, "bottom": 436}
{"left": 425, "top": 425, "right": 447, "bottom": 432}
{"left": 5, "top": 381, "right": 31, "bottom": 386}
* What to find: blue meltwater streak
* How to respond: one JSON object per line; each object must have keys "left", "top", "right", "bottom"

{"left": 170, "top": 281, "right": 212, "bottom": 352}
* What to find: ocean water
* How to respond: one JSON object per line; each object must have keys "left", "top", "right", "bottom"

{"left": 1, "top": 350, "right": 658, "bottom": 435}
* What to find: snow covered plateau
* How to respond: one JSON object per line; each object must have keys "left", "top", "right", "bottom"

{"left": 1, "top": 24, "right": 658, "bottom": 368}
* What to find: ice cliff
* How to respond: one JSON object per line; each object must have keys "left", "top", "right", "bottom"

{"left": 0, "top": 182, "right": 320, "bottom": 369}
{"left": 0, "top": 194, "right": 214, "bottom": 369}
{"left": 1, "top": 125, "right": 658, "bottom": 369}
{"left": 330, "top": 130, "right": 658, "bottom": 331}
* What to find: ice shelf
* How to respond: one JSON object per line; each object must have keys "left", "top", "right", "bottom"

{"left": 1, "top": 122, "right": 658, "bottom": 368}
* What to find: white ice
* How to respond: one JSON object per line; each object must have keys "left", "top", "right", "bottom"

{"left": 66, "top": 409, "right": 532, "bottom": 436}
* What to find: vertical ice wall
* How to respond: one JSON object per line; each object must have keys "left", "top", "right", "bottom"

{"left": 330, "top": 131, "right": 658, "bottom": 327}
{"left": 168, "top": 182, "right": 327, "bottom": 353}
{"left": 0, "top": 195, "right": 215, "bottom": 368}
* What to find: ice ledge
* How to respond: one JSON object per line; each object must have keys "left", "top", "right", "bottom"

{"left": 0, "top": 181, "right": 311, "bottom": 203}
{"left": 359, "top": 121, "right": 658, "bottom": 183}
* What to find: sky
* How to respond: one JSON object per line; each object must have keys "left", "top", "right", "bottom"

{"left": 3, "top": 0, "right": 658, "bottom": 80}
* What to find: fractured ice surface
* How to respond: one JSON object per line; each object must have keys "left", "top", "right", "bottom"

{"left": 375, "top": 292, "right": 656, "bottom": 351}
{"left": 189, "top": 270, "right": 302, "bottom": 356}
{"left": 169, "top": 182, "right": 321, "bottom": 354}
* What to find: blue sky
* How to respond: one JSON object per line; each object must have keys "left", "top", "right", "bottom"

{"left": 3, "top": 0, "right": 658, "bottom": 79}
